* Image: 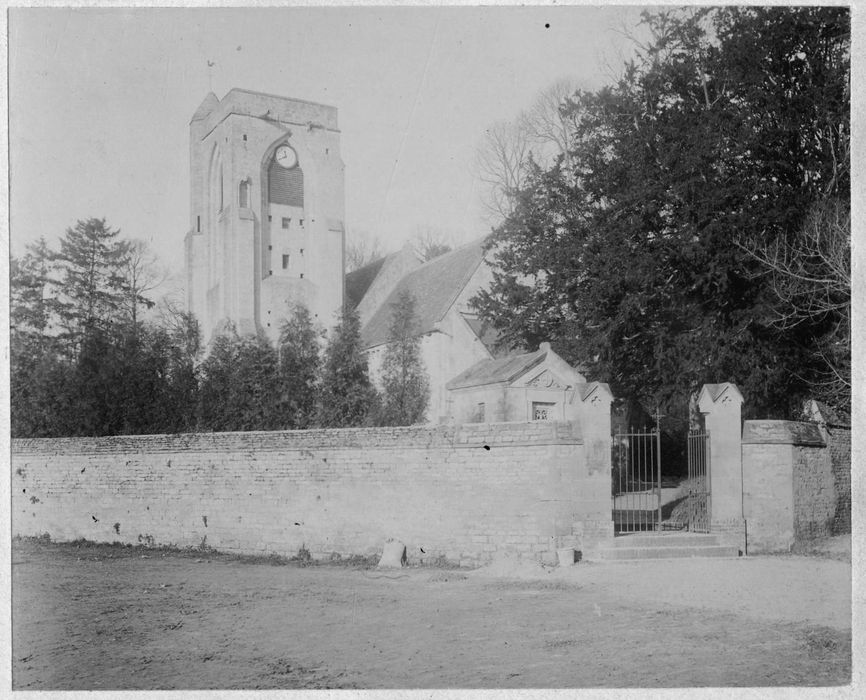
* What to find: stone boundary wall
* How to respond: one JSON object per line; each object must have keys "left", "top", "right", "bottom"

{"left": 742, "top": 420, "right": 834, "bottom": 553}
{"left": 825, "top": 425, "right": 851, "bottom": 534}
{"left": 12, "top": 421, "right": 613, "bottom": 565}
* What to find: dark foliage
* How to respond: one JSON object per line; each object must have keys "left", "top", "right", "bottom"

{"left": 276, "top": 305, "right": 322, "bottom": 429}
{"left": 10, "top": 222, "right": 202, "bottom": 437}
{"left": 472, "top": 7, "right": 850, "bottom": 422}
{"left": 317, "top": 306, "right": 379, "bottom": 428}
{"left": 375, "top": 290, "right": 430, "bottom": 425}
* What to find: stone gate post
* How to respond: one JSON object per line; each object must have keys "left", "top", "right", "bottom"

{"left": 570, "top": 382, "right": 615, "bottom": 552}
{"left": 698, "top": 383, "right": 746, "bottom": 553}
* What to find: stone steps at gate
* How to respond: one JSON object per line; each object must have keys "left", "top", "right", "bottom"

{"left": 609, "top": 533, "right": 718, "bottom": 548}
{"left": 593, "top": 544, "right": 741, "bottom": 561}
{"left": 590, "top": 533, "right": 741, "bottom": 561}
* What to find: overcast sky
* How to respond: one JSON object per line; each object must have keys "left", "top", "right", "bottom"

{"left": 9, "top": 5, "right": 644, "bottom": 274}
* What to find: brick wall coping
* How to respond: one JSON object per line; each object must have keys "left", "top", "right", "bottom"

{"left": 742, "top": 420, "right": 825, "bottom": 446}
{"left": 11, "top": 421, "right": 583, "bottom": 456}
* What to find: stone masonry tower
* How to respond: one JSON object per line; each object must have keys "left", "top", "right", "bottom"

{"left": 185, "top": 88, "right": 345, "bottom": 344}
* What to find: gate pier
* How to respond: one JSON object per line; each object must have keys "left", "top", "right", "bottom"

{"left": 697, "top": 383, "right": 747, "bottom": 554}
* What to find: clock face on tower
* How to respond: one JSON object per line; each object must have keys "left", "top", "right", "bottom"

{"left": 275, "top": 145, "right": 298, "bottom": 169}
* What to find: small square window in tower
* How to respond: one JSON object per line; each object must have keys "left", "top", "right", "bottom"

{"left": 282, "top": 217, "right": 290, "bottom": 229}
{"left": 282, "top": 254, "right": 289, "bottom": 270}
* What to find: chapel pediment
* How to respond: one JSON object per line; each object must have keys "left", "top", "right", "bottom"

{"left": 524, "top": 368, "right": 568, "bottom": 390}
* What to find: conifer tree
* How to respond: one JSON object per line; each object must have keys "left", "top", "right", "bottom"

{"left": 54, "top": 218, "right": 129, "bottom": 350}
{"left": 10, "top": 239, "right": 65, "bottom": 436}
{"left": 10, "top": 221, "right": 203, "bottom": 437}
{"left": 197, "top": 324, "right": 241, "bottom": 431}
{"left": 317, "top": 307, "right": 378, "bottom": 428}
{"left": 197, "top": 325, "right": 280, "bottom": 432}
{"left": 377, "top": 290, "right": 430, "bottom": 425}
{"left": 68, "top": 325, "right": 126, "bottom": 435}
{"left": 156, "top": 307, "right": 202, "bottom": 433}
{"left": 276, "top": 305, "right": 322, "bottom": 429}
{"left": 10, "top": 238, "right": 54, "bottom": 345}
{"left": 234, "top": 330, "right": 279, "bottom": 431}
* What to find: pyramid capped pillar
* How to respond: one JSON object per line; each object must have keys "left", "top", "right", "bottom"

{"left": 698, "top": 382, "right": 746, "bottom": 551}
{"left": 574, "top": 382, "right": 613, "bottom": 476}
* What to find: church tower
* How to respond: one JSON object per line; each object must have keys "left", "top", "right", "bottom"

{"left": 184, "top": 88, "right": 345, "bottom": 344}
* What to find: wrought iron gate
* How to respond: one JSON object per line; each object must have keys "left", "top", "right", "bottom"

{"left": 686, "top": 431, "right": 711, "bottom": 532}
{"left": 612, "top": 430, "right": 662, "bottom": 533}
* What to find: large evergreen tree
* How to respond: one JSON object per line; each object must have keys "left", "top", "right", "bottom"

{"left": 198, "top": 325, "right": 243, "bottom": 431}
{"left": 197, "top": 325, "right": 280, "bottom": 432}
{"left": 156, "top": 308, "right": 202, "bottom": 433}
{"left": 276, "top": 305, "right": 322, "bottom": 429}
{"left": 317, "top": 307, "right": 378, "bottom": 428}
{"left": 234, "top": 331, "right": 280, "bottom": 431}
{"left": 53, "top": 218, "right": 129, "bottom": 350}
{"left": 10, "top": 239, "right": 66, "bottom": 437}
{"left": 376, "top": 290, "right": 430, "bottom": 425}
{"left": 473, "top": 6, "right": 850, "bottom": 420}
{"left": 11, "top": 220, "right": 205, "bottom": 437}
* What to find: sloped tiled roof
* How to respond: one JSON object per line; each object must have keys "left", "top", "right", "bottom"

{"left": 345, "top": 256, "right": 388, "bottom": 311}
{"left": 360, "top": 238, "right": 487, "bottom": 349}
{"left": 445, "top": 348, "right": 547, "bottom": 390}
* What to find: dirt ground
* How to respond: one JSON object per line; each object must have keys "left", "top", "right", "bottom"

{"left": 11, "top": 537, "right": 851, "bottom": 690}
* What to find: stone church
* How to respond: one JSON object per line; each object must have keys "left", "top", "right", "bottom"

{"left": 185, "top": 89, "right": 592, "bottom": 422}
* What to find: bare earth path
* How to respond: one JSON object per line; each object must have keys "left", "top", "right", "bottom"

{"left": 11, "top": 539, "right": 851, "bottom": 689}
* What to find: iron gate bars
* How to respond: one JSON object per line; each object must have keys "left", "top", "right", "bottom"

{"left": 686, "top": 430, "right": 711, "bottom": 533}
{"left": 612, "top": 430, "right": 662, "bottom": 533}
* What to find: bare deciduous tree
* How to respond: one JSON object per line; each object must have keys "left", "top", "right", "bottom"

{"left": 739, "top": 200, "right": 850, "bottom": 410}
{"left": 156, "top": 291, "right": 202, "bottom": 361}
{"left": 412, "top": 226, "right": 453, "bottom": 262}
{"left": 518, "top": 77, "right": 581, "bottom": 172}
{"left": 475, "top": 118, "right": 531, "bottom": 223}
{"left": 474, "top": 78, "right": 581, "bottom": 223}
{"left": 120, "top": 239, "right": 167, "bottom": 325}
{"left": 345, "top": 231, "right": 385, "bottom": 272}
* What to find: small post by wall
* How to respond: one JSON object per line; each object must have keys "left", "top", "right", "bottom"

{"left": 698, "top": 383, "right": 746, "bottom": 552}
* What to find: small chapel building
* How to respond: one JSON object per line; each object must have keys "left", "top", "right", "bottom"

{"left": 445, "top": 342, "right": 591, "bottom": 424}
